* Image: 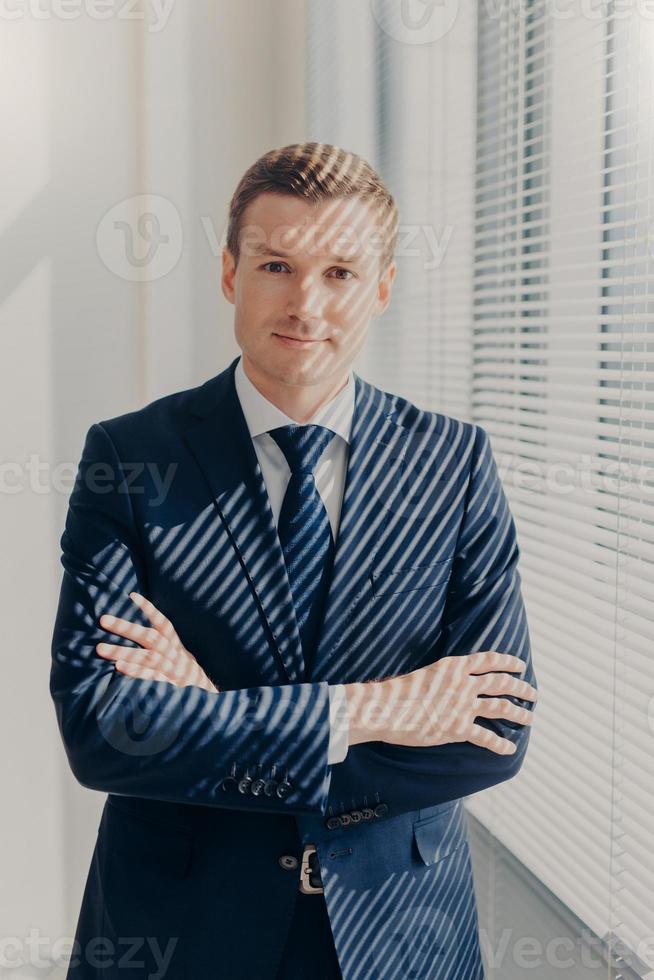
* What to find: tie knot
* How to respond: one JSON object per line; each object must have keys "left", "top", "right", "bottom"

{"left": 268, "top": 424, "right": 336, "bottom": 475}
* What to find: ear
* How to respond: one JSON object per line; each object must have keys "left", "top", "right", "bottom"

{"left": 221, "top": 248, "right": 237, "bottom": 305}
{"left": 373, "top": 261, "right": 397, "bottom": 318}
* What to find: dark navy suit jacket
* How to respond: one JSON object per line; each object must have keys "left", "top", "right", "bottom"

{"left": 50, "top": 355, "right": 537, "bottom": 980}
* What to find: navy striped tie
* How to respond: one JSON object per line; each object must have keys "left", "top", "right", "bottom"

{"left": 268, "top": 424, "right": 336, "bottom": 677}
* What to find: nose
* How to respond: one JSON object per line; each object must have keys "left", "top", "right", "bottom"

{"left": 286, "top": 274, "right": 324, "bottom": 322}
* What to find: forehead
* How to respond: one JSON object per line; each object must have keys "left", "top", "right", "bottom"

{"left": 238, "top": 192, "right": 384, "bottom": 262}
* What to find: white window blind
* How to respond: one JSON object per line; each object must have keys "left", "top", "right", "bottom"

{"left": 463, "top": 3, "right": 654, "bottom": 971}
{"left": 307, "top": 0, "right": 654, "bottom": 971}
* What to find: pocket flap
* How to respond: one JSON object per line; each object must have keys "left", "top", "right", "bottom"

{"left": 371, "top": 557, "right": 452, "bottom": 597}
{"left": 412, "top": 800, "right": 466, "bottom": 866}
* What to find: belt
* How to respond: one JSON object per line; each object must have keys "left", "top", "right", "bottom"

{"left": 299, "top": 843, "right": 324, "bottom": 895}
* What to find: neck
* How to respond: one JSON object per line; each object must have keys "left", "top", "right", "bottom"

{"left": 241, "top": 355, "right": 350, "bottom": 423}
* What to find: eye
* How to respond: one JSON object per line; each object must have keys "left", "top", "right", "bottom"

{"left": 259, "top": 262, "right": 355, "bottom": 281}
{"left": 261, "top": 261, "right": 290, "bottom": 274}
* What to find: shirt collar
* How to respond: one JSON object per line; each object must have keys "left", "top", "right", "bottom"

{"left": 234, "top": 354, "right": 355, "bottom": 445}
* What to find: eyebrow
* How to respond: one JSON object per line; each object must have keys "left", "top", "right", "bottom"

{"left": 249, "top": 243, "right": 363, "bottom": 263}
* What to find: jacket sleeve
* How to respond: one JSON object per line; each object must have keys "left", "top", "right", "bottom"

{"left": 324, "top": 423, "right": 538, "bottom": 819}
{"left": 49, "top": 422, "right": 334, "bottom": 815}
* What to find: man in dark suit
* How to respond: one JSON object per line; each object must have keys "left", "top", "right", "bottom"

{"left": 50, "top": 142, "right": 537, "bottom": 979}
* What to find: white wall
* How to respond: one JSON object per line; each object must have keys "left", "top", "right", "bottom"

{"left": 0, "top": 0, "right": 309, "bottom": 961}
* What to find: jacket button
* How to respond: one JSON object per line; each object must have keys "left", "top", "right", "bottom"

{"left": 264, "top": 779, "right": 278, "bottom": 797}
{"left": 374, "top": 802, "right": 389, "bottom": 819}
{"left": 325, "top": 816, "right": 341, "bottom": 831}
{"left": 221, "top": 777, "right": 237, "bottom": 793}
{"left": 276, "top": 780, "right": 292, "bottom": 799}
{"left": 251, "top": 778, "right": 266, "bottom": 796}
{"left": 339, "top": 814, "right": 352, "bottom": 827}
{"left": 361, "top": 807, "right": 375, "bottom": 820}
{"left": 278, "top": 854, "right": 299, "bottom": 871}
{"left": 238, "top": 776, "right": 253, "bottom": 794}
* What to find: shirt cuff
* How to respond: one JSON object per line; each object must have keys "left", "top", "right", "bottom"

{"left": 327, "top": 683, "right": 349, "bottom": 765}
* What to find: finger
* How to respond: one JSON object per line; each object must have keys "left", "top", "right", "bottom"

{"left": 97, "top": 642, "right": 169, "bottom": 671}
{"left": 467, "top": 722, "right": 518, "bottom": 755}
{"left": 115, "top": 660, "right": 173, "bottom": 684}
{"left": 126, "top": 650, "right": 200, "bottom": 686}
{"left": 129, "top": 592, "right": 177, "bottom": 642}
{"left": 474, "top": 697, "right": 534, "bottom": 726}
{"left": 96, "top": 642, "right": 131, "bottom": 662}
{"left": 464, "top": 651, "right": 527, "bottom": 675}
{"left": 118, "top": 656, "right": 211, "bottom": 691}
{"left": 99, "top": 614, "right": 168, "bottom": 655}
{"left": 98, "top": 642, "right": 176, "bottom": 675}
{"left": 476, "top": 673, "right": 538, "bottom": 701}
{"left": 95, "top": 643, "right": 171, "bottom": 679}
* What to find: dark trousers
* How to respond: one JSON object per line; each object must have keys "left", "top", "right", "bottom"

{"left": 274, "top": 891, "right": 342, "bottom": 979}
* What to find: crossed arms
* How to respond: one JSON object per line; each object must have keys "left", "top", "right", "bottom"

{"left": 50, "top": 421, "right": 537, "bottom": 819}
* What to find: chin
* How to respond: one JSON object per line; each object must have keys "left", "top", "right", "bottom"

{"left": 280, "top": 364, "right": 329, "bottom": 386}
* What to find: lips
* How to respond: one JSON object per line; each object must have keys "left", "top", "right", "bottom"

{"left": 273, "top": 333, "right": 325, "bottom": 347}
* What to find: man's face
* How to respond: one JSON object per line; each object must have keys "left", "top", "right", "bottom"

{"left": 221, "top": 192, "right": 396, "bottom": 388}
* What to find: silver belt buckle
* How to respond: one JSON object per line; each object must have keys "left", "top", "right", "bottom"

{"left": 299, "top": 843, "right": 324, "bottom": 895}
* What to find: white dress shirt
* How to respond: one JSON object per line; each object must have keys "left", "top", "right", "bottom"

{"left": 234, "top": 355, "right": 351, "bottom": 765}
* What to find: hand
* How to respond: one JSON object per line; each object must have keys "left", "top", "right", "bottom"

{"left": 343, "top": 651, "right": 538, "bottom": 756}
{"left": 96, "top": 592, "right": 221, "bottom": 694}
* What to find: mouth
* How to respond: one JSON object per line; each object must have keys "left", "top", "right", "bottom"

{"left": 273, "top": 333, "right": 326, "bottom": 348}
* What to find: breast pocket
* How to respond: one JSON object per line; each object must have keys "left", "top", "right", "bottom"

{"left": 371, "top": 557, "right": 453, "bottom": 598}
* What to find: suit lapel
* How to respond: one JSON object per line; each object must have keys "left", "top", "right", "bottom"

{"left": 181, "top": 356, "right": 410, "bottom": 688}
{"left": 182, "top": 358, "right": 305, "bottom": 685}
{"left": 309, "top": 376, "right": 410, "bottom": 683}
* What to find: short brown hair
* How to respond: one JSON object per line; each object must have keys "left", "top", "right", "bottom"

{"left": 225, "top": 142, "right": 399, "bottom": 279}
